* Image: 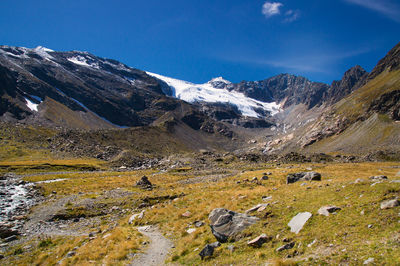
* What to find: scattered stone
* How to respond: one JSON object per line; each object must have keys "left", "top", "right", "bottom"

{"left": 4, "top": 235, "right": 17, "bottom": 242}
{"left": 128, "top": 210, "right": 145, "bottom": 224}
{"left": 318, "top": 206, "right": 341, "bottom": 216}
{"left": 245, "top": 204, "right": 269, "bottom": 214}
{"left": 261, "top": 175, "right": 269, "bottom": 180}
{"left": 199, "top": 244, "right": 214, "bottom": 260}
{"left": 288, "top": 212, "right": 312, "bottom": 234}
{"left": 88, "top": 232, "right": 96, "bottom": 237}
{"left": 209, "top": 208, "right": 259, "bottom": 243}
{"left": 360, "top": 210, "right": 365, "bottom": 215}
{"left": 307, "top": 239, "right": 317, "bottom": 247}
{"left": 209, "top": 242, "right": 221, "bottom": 248}
{"left": 194, "top": 221, "right": 205, "bottom": 227}
{"left": 363, "top": 257, "right": 375, "bottom": 265}
{"left": 354, "top": 178, "right": 365, "bottom": 183}
{"left": 186, "top": 228, "right": 196, "bottom": 234}
{"left": 369, "top": 175, "right": 387, "bottom": 180}
{"left": 227, "top": 245, "right": 235, "bottom": 252}
{"left": 181, "top": 211, "right": 192, "bottom": 217}
{"left": 381, "top": 199, "right": 400, "bottom": 209}
{"left": 368, "top": 224, "right": 373, "bottom": 229}
{"left": 262, "top": 196, "right": 272, "bottom": 201}
{"left": 276, "top": 242, "right": 295, "bottom": 252}
{"left": 0, "top": 223, "right": 19, "bottom": 239}
{"left": 286, "top": 172, "right": 321, "bottom": 184}
{"left": 135, "top": 176, "right": 153, "bottom": 190}
{"left": 247, "top": 234, "right": 271, "bottom": 248}
{"left": 66, "top": 251, "right": 76, "bottom": 257}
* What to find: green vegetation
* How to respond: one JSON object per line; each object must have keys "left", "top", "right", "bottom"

{"left": 1, "top": 159, "right": 399, "bottom": 265}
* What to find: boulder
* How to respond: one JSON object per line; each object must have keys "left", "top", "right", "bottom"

{"left": 247, "top": 234, "right": 271, "bottom": 248}
{"left": 318, "top": 206, "right": 341, "bottom": 216}
{"left": 369, "top": 175, "right": 388, "bottom": 180}
{"left": 135, "top": 176, "right": 152, "bottom": 190}
{"left": 209, "top": 208, "right": 259, "bottom": 243}
{"left": 287, "top": 172, "right": 321, "bottom": 184}
{"left": 245, "top": 203, "right": 269, "bottom": 214}
{"left": 288, "top": 212, "right": 312, "bottom": 234}
{"left": 0, "top": 223, "right": 19, "bottom": 239}
{"left": 199, "top": 244, "right": 214, "bottom": 260}
{"left": 276, "top": 242, "right": 295, "bottom": 252}
{"left": 128, "top": 211, "right": 145, "bottom": 224}
{"left": 261, "top": 175, "right": 269, "bottom": 180}
{"left": 380, "top": 199, "right": 400, "bottom": 209}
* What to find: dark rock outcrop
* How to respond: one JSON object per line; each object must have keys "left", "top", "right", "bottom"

{"left": 286, "top": 171, "right": 321, "bottom": 184}
{"left": 209, "top": 208, "right": 259, "bottom": 243}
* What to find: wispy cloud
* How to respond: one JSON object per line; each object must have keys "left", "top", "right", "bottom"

{"left": 344, "top": 0, "right": 400, "bottom": 22}
{"left": 262, "top": 2, "right": 300, "bottom": 23}
{"left": 217, "top": 47, "right": 372, "bottom": 75}
{"left": 284, "top": 10, "right": 300, "bottom": 23}
{"left": 262, "top": 2, "right": 283, "bottom": 18}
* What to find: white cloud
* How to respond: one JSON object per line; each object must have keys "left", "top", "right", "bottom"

{"left": 284, "top": 10, "right": 300, "bottom": 23}
{"left": 344, "top": 0, "right": 400, "bottom": 22}
{"left": 262, "top": 2, "right": 283, "bottom": 18}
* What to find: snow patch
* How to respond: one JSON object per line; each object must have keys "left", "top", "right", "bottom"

{"left": 146, "top": 72, "right": 281, "bottom": 118}
{"left": 25, "top": 97, "right": 39, "bottom": 112}
{"left": 68, "top": 56, "right": 99, "bottom": 69}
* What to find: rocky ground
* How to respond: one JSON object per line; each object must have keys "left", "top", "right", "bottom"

{"left": 0, "top": 158, "right": 399, "bottom": 265}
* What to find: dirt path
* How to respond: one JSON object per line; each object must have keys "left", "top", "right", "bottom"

{"left": 130, "top": 225, "right": 174, "bottom": 266}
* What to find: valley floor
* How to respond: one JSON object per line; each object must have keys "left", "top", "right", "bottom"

{"left": 1, "top": 159, "right": 400, "bottom": 265}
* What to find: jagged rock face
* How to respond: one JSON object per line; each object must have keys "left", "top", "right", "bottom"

{"left": 368, "top": 42, "right": 400, "bottom": 81}
{"left": 325, "top": 65, "right": 368, "bottom": 105}
{"left": 232, "top": 74, "right": 331, "bottom": 109}
{"left": 368, "top": 90, "right": 400, "bottom": 121}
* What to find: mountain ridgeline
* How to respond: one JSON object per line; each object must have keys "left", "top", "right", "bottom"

{"left": 1, "top": 45, "right": 369, "bottom": 130}
{"left": 0, "top": 42, "right": 400, "bottom": 156}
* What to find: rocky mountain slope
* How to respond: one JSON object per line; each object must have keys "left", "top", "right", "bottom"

{"left": 264, "top": 42, "right": 400, "bottom": 156}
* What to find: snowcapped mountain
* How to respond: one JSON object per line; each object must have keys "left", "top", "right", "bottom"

{"left": 146, "top": 72, "right": 281, "bottom": 118}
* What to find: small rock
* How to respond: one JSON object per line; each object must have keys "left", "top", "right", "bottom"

{"left": 199, "top": 244, "right": 214, "bottom": 260}
{"left": 318, "top": 206, "right": 341, "bottom": 216}
{"left": 369, "top": 175, "right": 387, "bottom": 180}
{"left": 367, "top": 224, "right": 373, "bottom": 229}
{"left": 246, "top": 204, "right": 269, "bottom": 214}
{"left": 380, "top": 199, "right": 400, "bottom": 209}
{"left": 276, "top": 242, "right": 295, "bottom": 252}
{"left": 136, "top": 176, "right": 153, "bottom": 190}
{"left": 262, "top": 196, "right": 272, "bottom": 201}
{"left": 354, "top": 178, "right": 365, "bottom": 183}
{"left": 186, "top": 228, "right": 196, "bottom": 234}
{"left": 129, "top": 210, "right": 145, "bottom": 224}
{"left": 247, "top": 234, "right": 270, "bottom": 248}
{"left": 194, "top": 221, "right": 205, "bottom": 227}
{"left": 261, "top": 175, "right": 269, "bottom": 180}
{"left": 209, "top": 242, "right": 221, "bottom": 248}
{"left": 363, "top": 257, "right": 375, "bottom": 265}
{"left": 307, "top": 239, "right": 317, "bottom": 247}
{"left": 227, "top": 245, "right": 235, "bottom": 252}
{"left": 360, "top": 210, "right": 365, "bottom": 215}
{"left": 88, "top": 232, "right": 96, "bottom": 237}
{"left": 4, "top": 235, "right": 17, "bottom": 242}
{"left": 288, "top": 212, "right": 312, "bottom": 234}
{"left": 181, "top": 211, "right": 192, "bottom": 218}
{"left": 66, "top": 251, "right": 76, "bottom": 257}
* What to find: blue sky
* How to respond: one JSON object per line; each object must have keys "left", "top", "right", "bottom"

{"left": 1, "top": 0, "right": 399, "bottom": 84}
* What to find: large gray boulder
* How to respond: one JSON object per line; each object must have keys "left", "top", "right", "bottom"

{"left": 209, "top": 208, "right": 259, "bottom": 243}
{"left": 287, "top": 172, "right": 321, "bottom": 184}
{"left": 380, "top": 199, "right": 400, "bottom": 209}
{"left": 288, "top": 212, "right": 312, "bottom": 234}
